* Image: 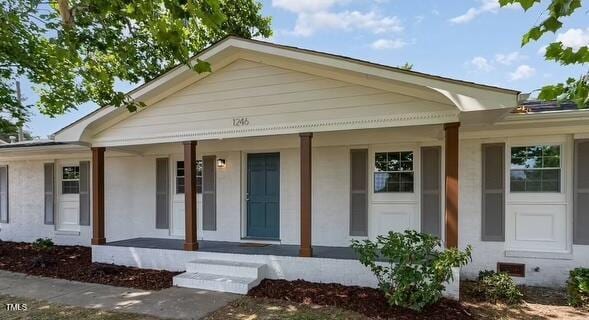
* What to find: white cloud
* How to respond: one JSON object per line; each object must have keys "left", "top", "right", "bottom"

{"left": 469, "top": 56, "right": 494, "bottom": 72}
{"left": 273, "top": 0, "right": 403, "bottom": 37}
{"left": 291, "top": 10, "right": 403, "bottom": 37}
{"left": 495, "top": 51, "right": 525, "bottom": 65}
{"left": 509, "top": 64, "right": 536, "bottom": 81}
{"left": 556, "top": 28, "right": 589, "bottom": 50}
{"left": 537, "top": 45, "right": 547, "bottom": 56}
{"left": 450, "top": 0, "right": 514, "bottom": 24}
{"left": 414, "top": 15, "right": 425, "bottom": 24}
{"left": 371, "top": 38, "right": 407, "bottom": 50}
{"left": 272, "top": 0, "right": 344, "bottom": 13}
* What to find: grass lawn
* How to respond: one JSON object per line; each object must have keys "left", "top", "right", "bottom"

{"left": 205, "top": 296, "right": 368, "bottom": 320}
{"left": 0, "top": 294, "right": 160, "bottom": 320}
{"left": 461, "top": 282, "right": 589, "bottom": 320}
{"left": 2, "top": 286, "right": 588, "bottom": 320}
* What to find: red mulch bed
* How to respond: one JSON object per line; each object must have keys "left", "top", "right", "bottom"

{"left": 249, "top": 279, "right": 474, "bottom": 319}
{"left": 0, "top": 240, "right": 179, "bottom": 290}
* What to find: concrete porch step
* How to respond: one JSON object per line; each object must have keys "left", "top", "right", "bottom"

{"left": 173, "top": 272, "right": 261, "bottom": 294}
{"left": 185, "top": 258, "right": 266, "bottom": 279}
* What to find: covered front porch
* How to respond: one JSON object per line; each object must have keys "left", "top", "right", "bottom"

{"left": 86, "top": 124, "right": 461, "bottom": 258}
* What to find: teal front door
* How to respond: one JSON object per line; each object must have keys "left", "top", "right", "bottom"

{"left": 247, "top": 153, "right": 280, "bottom": 239}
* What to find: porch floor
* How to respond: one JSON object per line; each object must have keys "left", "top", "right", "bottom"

{"left": 106, "top": 238, "right": 361, "bottom": 260}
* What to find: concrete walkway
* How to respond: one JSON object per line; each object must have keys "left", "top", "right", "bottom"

{"left": 0, "top": 270, "right": 239, "bottom": 319}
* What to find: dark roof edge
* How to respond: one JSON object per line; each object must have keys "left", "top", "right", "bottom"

{"left": 0, "top": 141, "right": 72, "bottom": 149}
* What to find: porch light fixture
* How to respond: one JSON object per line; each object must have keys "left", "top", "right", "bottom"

{"left": 217, "top": 158, "right": 226, "bottom": 168}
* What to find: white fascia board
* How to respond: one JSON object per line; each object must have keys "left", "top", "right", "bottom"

{"left": 501, "top": 109, "right": 589, "bottom": 124}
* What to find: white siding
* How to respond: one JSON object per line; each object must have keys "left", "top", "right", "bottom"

{"left": 93, "top": 59, "right": 454, "bottom": 144}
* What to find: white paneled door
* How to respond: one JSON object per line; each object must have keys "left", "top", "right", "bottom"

{"left": 56, "top": 161, "right": 80, "bottom": 232}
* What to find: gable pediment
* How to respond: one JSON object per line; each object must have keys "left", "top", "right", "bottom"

{"left": 91, "top": 59, "right": 458, "bottom": 146}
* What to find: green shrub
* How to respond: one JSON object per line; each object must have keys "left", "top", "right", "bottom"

{"left": 473, "top": 270, "right": 523, "bottom": 305}
{"left": 32, "top": 238, "right": 54, "bottom": 251}
{"left": 351, "top": 230, "right": 472, "bottom": 312}
{"left": 567, "top": 268, "right": 589, "bottom": 308}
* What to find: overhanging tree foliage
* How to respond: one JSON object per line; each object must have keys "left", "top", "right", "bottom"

{"left": 0, "top": 0, "right": 272, "bottom": 126}
{"left": 500, "top": 0, "right": 588, "bottom": 107}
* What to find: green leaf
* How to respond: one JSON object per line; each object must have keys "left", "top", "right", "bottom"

{"left": 522, "top": 26, "right": 542, "bottom": 45}
{"left": 0, "top": 0, "right": 272, "bottom": 117}
{"left": 542, "top": 16, "right": 562, "bottom": 32}
{"left": 193, "top": 60, "right": 211, "bottom": 73}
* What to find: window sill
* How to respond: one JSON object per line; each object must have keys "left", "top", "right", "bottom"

{"left": 504, "top": 249, "right": 573, "bottom": 260}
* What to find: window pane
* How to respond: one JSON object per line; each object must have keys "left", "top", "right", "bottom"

{"left": 374, "top": 172, "right": 388, "bottom": 192}
{"left": 526, "top": 180, "right": 541, "bottom": 192}
{"left": 543, "top": 156, "right": 560, "bottom": 168}
{"left": 176, "top": 160, "right": 203, "bottom": 194}
{"left": 177, "top": 161, "right": 184, "bottom": 177}
{"left": 542, "top": 145, "right": 560, "bottom": 157}
{"left": 401, "top": 152, "right": 413, "bottom": 162}
{"left": 386, "top": 153, "right": 401, "bottom": 172}
{"left": 176, "top": 177, "right": 185, "bottom": 194}
{"left": 510, "top": 145, "right": 561, "bottom": 193}
{"left": 196, "top": 176, "right": 203, "bottom": 194}
{"left": 62, "top": 181, "right": 79, "bottom": 194}
{"left": 542, "top": 169, "right": 560, "bottom": 181}
{"left": 542, "top": 180, "right": 560, "bottom": 192}
{"left": 375, "top": 153, "right": 387, "bottom": 172}
{"left": 510, "top": 169, "right": 561, "bottom": 192}
{"left": 196, "top": 160, "right": 203, "bottom": 177}
{"left": 387, "top": 181, "right": 400, "bottom": 192}
{"left": 400, "top": 183, "right": 414, "bottom": 192}
{"left": 373, "top": 151, "right": 414, "bottom": 193}
{"left": 510, "top": 180, "right": 525, "bottom": 192}
{"left": 400, "top": 160, "right": 413, "bottom": 171}
{"left": 62, "top": 166, "right": 80, "bottom": 180}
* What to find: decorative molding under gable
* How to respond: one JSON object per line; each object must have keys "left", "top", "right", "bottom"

{"left": 92, "top": 110, "right": 458, "bottom": 147}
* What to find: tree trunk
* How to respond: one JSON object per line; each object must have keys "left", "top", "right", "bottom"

{"left": 56, "top": 0, "right": 74, "bottom": 27}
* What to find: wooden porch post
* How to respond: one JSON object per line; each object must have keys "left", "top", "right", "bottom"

{"left": 184, "top": 141, "right": 199, "bottom": 251}
{"left": 91, "top": 147, "right": 106, "bottom": 245}
{"left": 444, "top": 123, "right": 460, "bottom": 248}
{"left": 299, "top": 132, "right": 313, "bottom": 257}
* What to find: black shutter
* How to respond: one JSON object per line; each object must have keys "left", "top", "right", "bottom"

{"left": 202, "top": 155, "right": 217, "bottom": 231}
{"left": 156, "top": 158, "right": 170, "bottom": 229}
{"left": 0, "top": 165, "right": 8, "bottom": 223}
{"left": 79, "top": 161, "right": 90, "bottom": 226}
{"left": 44, "top": 163, "right": 55, "bottom": 225}
{"left": 574, "top": 140, "right": 589, "bottom": 244}
{"left": 350, "top": 149, "right": 368, "bottom": 236}
{"left": 482, "top": 143, "right": 505, "bottom": 241}
{"left": 421, "top": 146, "right": 442, "bottom": 238}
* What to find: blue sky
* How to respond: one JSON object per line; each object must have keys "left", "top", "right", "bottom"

{"left": 23, "top": 0, "right": 588, "bottom": 138}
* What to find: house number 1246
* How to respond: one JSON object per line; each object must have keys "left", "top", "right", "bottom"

{"left": 232, "top": 117, "right": 249, "bottom": 126}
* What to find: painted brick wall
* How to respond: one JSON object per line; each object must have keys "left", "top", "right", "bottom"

{"left": 459, "top": 138, "right": 589, "bottom": 287}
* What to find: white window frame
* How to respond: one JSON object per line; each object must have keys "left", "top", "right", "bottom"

{"left": 509, "top": 144, "right": 562, "bottom": 193}
{"left": 175, "top": 160, "right": 203, "bottom": 194}
{"left": 373, "top": 151, "right": 415, "bottom": 194}
{"left": 61, "top": 165, "right": 80, "bottom": 195}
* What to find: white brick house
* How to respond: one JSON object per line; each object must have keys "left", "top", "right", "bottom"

{"left": 0, "top": 37, "right": 587, "bottom": 294}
